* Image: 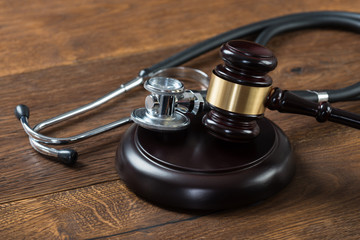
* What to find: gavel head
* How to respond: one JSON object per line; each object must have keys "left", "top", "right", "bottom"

{"left": 203, "top": 40, "right": 277, "bottom": 141}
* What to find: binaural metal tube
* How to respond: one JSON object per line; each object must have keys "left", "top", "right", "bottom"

{"left": 34, "top": 76, "right": 144, "bottom": 132}
{"left": 20, "top": 115, "right": 132, "bottom": 145}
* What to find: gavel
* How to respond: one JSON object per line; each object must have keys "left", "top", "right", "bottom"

{"left": 203, "top": 40, "right": 359, "bottom": 142}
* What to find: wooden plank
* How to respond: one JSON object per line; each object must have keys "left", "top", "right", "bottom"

{"left": 1, "top": 0, "right": 360, "bottom": 238}
{"left": 0, "top": 180, "right": 210, "bottom": 239}
{"left": 0, "top": 0, "right": 359, "bottom": 77}
{"left": 1, "top": 137, "right": 359, "bottom": 239}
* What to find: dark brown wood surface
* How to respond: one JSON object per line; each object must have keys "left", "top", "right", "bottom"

{"left": 1, "top": 0, "right": 360, "bottom": 239}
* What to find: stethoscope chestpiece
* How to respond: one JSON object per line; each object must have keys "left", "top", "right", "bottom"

{"left": 131, "top": 77, "right": 190, "bottom": 131}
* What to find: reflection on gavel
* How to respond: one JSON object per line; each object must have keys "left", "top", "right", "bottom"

{"left": 203, "top": 40, "right": 360, "bottom": 142}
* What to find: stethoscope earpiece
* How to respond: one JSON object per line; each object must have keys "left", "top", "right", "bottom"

{"left": 15, "top": 104, "right": 30, "bottom": 121}
{"left": 57, "top": 149, "right": 78, "bottom": 165}
{"left": 15, "top": 104, "right": 78, "bottom": 165}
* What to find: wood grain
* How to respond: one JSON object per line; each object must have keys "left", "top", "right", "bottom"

{"left": 0, "top": 180, "right": 208, "bottom": 239}
{"left": 0, "top": 0, "right": 359, "bottom": 77}
{"left": 1, "top": 0, "right": 360, "bottom": 239}
{"left": 1, "top": 145, "right": 360, "bottom": 239}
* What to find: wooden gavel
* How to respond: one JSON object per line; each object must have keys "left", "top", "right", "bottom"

{"left": 203, "top": 40, "right": 360, "bottom": 142}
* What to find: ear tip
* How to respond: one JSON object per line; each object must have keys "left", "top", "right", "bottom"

{"left": 58, "top": 149, "right": 78, "bottom": 165}
{"left": 15, "top": 104, "right": 30, "bottom": 120}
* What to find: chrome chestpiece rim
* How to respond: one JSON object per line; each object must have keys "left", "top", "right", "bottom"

{"left": 131, "top": 77, "right": 191, "bottom": 131}
{"left": 144, "top": 77, "right": 184, "bottom": 95}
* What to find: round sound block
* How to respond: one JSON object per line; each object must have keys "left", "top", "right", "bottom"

{"left": 115, "top": 116, "right": 294, "bottom": 210}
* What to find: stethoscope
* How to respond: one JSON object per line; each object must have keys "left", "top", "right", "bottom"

{"left": 15, "top": 11, "right": 360, "bottom": 165}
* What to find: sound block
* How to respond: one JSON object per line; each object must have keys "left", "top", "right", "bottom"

{"left": 115, "top": 116, "right": 294, "bottom": 210}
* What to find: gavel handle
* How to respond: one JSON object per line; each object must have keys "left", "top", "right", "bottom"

{"left": 266, "top": 88, "right": 360, "bottom": 129}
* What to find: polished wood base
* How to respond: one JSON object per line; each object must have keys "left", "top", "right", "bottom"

{"left": 116, "top": 115, "right": 295, "bottom": 210}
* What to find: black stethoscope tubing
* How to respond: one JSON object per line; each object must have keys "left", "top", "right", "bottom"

{"left": 141, "top": 11, "right": 360, "bottom": 103}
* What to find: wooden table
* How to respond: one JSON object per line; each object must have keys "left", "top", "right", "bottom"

{"left": 1, "top": 0, "right": 360, "bottom": 239}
